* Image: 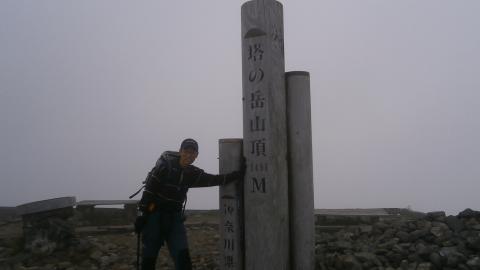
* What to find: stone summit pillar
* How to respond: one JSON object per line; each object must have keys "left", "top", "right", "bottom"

{"left": 219, "top": 139, "right": 244, "bottom": 270}
{"left": 241, "top": 1, "right": 290, "bottom": 269}
{"left": 286, "top": 72, "right": 315, "bottom": 270}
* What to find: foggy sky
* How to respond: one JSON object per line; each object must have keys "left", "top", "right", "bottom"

{"left": 1, "top": 1, "right": 479, "bottom": 214}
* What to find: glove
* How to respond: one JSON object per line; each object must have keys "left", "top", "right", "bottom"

{"left": 225, "top": 157, "right": 246, "bottom": 183}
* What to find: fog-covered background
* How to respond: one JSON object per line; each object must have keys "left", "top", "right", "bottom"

{"left": 1, "top": 1, "right": 479, "bottom": 214}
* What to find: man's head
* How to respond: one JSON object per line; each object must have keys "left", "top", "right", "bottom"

{"left": 179, "top": 138, "right": 198, "bottom": 168}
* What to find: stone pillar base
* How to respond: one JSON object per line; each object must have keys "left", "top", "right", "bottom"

{"left": 23, "top": 207, "right": 75, "bottom": 255}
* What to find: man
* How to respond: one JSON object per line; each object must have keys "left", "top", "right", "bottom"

{"left": 135, "top": 138, "right": 245, "bottom": 270}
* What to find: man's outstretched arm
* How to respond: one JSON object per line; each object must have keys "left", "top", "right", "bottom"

{"left": 185, "top": 159, "right": 246, "bottom": 188}
{"left": 190, "top": 170, "right": 244, "bottom": 187}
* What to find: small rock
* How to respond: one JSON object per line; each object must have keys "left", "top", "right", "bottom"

{"left": 342, "top": 254, "right": 362, "bottom": 270}
{"left": 410, "top": 229, "right": 428, "bottom": 241}
{"left": 58, "top": 261, "right": 71, "bottom": 268}
{"left": 373, "top": 221, "right": 389, "bottom": 232}
{"left": 457, "top": 264, "right": 472, "bottom": 270}
{"left": 354, "top": 252, "right": 381, "bottom": 266}
{"left": 392, "top": 244, "right": 408, "bottom": 256}
{"left": 430, "top": 226, "right": 445, "bottom": 238}
{"left": 408, "top": 253, "right": 421, "bottom": 263}
{"left": 427, "top": 211, "right": 446, "bottom": 221}
{"left": 74, "top": 239, "right": 92, "bottom": 252}
{"left": 382, "top": 228, "right": 397, "bottom": 238}
{"left": 466, "top": 235, "right": 480, "bottom": 251}
{"left": 417, "top": 262, "right": 434, "bottom": 270}
{"left": 396, "top": 231, "right": 410, "bottom": 242}
{"left": 429, "top": 252, "right": 444, "bottom": 268}
{"left": 331, "top": 240, "right": 353, "bottom": 251}
{"left": 378, "top": 238, "right": 399, "bottom": 249}
{"left": 407, "top": 221, "right": 418, "bottom": 231}
{"left": 458, "top": 208, "right": 480, "bottom": 219}
{"left": 89, "top": 250, "right": 102, "bottom": 262}
{"left": 358, "top": 225, "right": 373, "bottom": 234}
{"left": 467, "top": 256, "right": 480, "bottom": 269}
{"left": 445, "top": 215, "right": 465, "bottom": 232}
{"left": 29, "top": 238, "right": 56, "bottom": 256}
{"left": 440, "top": 246, "right": 465, "bottom": 267}
{"left": 100, "top": 255, "right": 111, "bottom": 266}
{"left": 104, "top": 243, "right": 116, "bottom": 251}
{"left": 386, "top": 251, "right": 403, "bottom": 266}
{"left": 416, "top": 243, "right": 432, "bottom": 259}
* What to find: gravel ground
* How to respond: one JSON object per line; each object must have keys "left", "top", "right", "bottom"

{"left": 0, "top": 212, "right": 221, "bottom": 270}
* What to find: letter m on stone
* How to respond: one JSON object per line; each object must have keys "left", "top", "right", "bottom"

{"left": 251, "top": 177, "right": 266, "bottom": 193}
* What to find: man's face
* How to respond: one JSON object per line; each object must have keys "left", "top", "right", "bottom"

{"left": 179, "top": 147, "right": 198, "bottom": 168}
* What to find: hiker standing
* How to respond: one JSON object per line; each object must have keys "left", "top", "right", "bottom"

{"left": 134, "top": 138, "right": 245, "bottom": 270}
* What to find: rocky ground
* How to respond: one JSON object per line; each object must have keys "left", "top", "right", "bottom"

{"left": 1, "top": 209, "right": 479, "bottom": 270}
{"left": 315, "top": 209, "right": 480, "bottom": 270}
{"left": 0, "top": 211, "right": 221, "bottom": 270}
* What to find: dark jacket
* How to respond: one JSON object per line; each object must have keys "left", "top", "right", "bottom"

{"left": 140, "top": 151, "right": 242, "bottom": 212}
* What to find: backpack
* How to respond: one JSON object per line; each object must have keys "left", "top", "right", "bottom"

{"left": 128, "top": 151, "right": 180, "bottom": 199}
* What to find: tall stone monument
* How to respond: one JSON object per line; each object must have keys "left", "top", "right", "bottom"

{"left": 219, "top": 139, "right": 244, "bottom": 270}
{"left": 286, "top": 71, "right": 315, "bottom": 270}
{"left": 241, "top": 0, "right": 290, "bottom": 269}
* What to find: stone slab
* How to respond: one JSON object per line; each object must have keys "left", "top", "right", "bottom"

{"left": 0, "top": 207, "right": 18, "bottom": 220}
{"left": 76, "top": 200, "right": 138, "bottom": 206}
{"left": 16, "top": 197, "right": 76, "bottom": 216}
{"left": 315, "top": 208, "right": 390, "bottom": 216}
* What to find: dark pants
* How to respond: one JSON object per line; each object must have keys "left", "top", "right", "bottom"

{"left": 141, "top": 210, "right": 191, "bottom": 270}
